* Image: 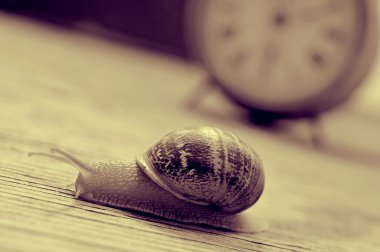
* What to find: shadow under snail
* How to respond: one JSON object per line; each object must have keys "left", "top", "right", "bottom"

{"left": 31, "top": 126, "right": 265, "bottom": 232}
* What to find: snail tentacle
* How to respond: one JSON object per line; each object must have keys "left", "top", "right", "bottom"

{"left": 50, "top": 148, "right": 93, "bottom": 177}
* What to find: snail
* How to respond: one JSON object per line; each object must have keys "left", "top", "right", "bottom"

{"left": 30, "top": 126, "right": 265, "bottom": 232}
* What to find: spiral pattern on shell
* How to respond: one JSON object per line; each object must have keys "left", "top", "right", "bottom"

{"left": 137, "top": 126, "right": 264, "bottom": 213}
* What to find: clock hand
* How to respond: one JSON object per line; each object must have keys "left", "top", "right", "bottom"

{"left": 254, "top": 41, "right": 280, "bottom": 86}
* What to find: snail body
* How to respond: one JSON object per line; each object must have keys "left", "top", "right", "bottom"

{"left": 33, "top": 127, "right": 264, "bottom": 231}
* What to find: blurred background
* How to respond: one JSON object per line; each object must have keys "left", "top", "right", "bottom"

{"left": 0, "top": 0, "right": 378, "bottom": 163}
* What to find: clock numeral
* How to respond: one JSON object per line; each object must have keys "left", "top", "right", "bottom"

{"left": 218, "top": 0, "right": 238, "bottom": 13}
{"left": 273, "top": 12, "right": 288, "bottom": 28}
{"left": 310, "top": 51, "right": 326, "bottom": 67}
{"left": 298, "top": 0, "right": 348, "bottom": 22}
{"left": 227, "top": 51, "right": 249, "bottom": 71}
{"left": 219, "top": 26, "right": 237, "bottom": 39}
{"left": 325, "top": 0, "right": 347, "bottom": 13}
{"left": 325, "top": 28, "right": 347, "bottom": 44}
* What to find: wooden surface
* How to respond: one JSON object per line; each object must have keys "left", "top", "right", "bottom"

{"left": 1, "top": 12, "right": 380, "bottom": 252}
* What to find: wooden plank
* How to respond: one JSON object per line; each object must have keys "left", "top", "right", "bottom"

{"left": 0, "top": 12, "right": 379, "bottom": 252}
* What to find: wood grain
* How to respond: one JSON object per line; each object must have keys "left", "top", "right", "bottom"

{"left": 0, "top": 12, "right": 379, "bottom": 252}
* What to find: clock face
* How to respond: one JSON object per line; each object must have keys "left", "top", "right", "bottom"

{"left": 187, "top": 0, "right": 378, "bottom": 117}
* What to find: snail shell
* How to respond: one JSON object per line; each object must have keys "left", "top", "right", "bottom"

{"left": 136, "top": 127, "right": 264, "bottom": 213}
{"left": 32, "top": 127, "right": 264, "bottom": 232}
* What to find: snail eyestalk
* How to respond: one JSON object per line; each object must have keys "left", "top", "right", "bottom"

{"left": 28, "top": 148, "right": 92, "bottom": 177}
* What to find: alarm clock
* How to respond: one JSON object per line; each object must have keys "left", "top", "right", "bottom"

{"left": 185, "top": 0, "right": 378, "bottom": 118}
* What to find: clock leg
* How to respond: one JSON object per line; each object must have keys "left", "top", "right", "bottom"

{"left": 307, "top": 115, "right": 326, "bottom": 148}
{"left": 185, "top": 77, "right": 217, "bottom": 109}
